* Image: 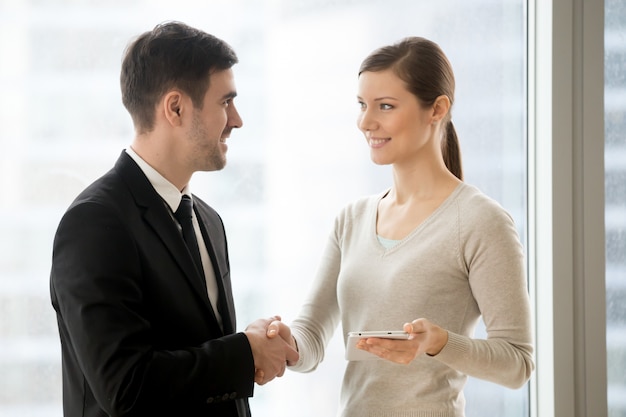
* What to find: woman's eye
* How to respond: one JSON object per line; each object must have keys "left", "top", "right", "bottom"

{"left": 380, "top": 103, "right": 393, "bottom": 110}
{"left": 358, "top": 101, "right": 366, "bottom": 110}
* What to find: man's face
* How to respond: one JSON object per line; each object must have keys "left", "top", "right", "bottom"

{"left": 186, "top": 68, "right": 242, "bottom": 172}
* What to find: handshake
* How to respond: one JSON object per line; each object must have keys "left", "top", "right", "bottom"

{"left": 244, "top": 316, "right": 298, "bottom": 385}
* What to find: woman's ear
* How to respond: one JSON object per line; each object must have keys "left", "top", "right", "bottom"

{"left": 432, "top": 95, "right": 451, "bottom": 124}
{"left": 162, "top": 91, "right": 184, "bottom": 126}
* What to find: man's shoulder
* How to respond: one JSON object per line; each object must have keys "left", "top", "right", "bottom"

{"left": 74, "top": 151, "right": 156, "bottom": 204}
{"left": 191, "top": 195, "right": 222, "bottom": 224}
{"left": 73, "top": 166, "right": 126, "bottom": 204}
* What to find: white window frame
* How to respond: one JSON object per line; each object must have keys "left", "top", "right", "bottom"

{"left": 530, "top": 0, "right": 607, "bottom": 416}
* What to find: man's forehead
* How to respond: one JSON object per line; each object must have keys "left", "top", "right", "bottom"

{"left": 207, "top": 68, "right": 237, "bottom": 94}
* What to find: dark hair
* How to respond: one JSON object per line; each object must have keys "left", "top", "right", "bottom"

{"left": 359, "top": 37, "right": 463, "bottom": 180}
{"left": 120, "top": 21, "right": 238, "bottom": 133}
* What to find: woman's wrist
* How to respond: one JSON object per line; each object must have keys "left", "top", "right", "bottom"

{"left": 292, "top": 335, "right": 299, "bottom": 352}
{"left": 426, "top": 329, "right": 448, "bottom": 356}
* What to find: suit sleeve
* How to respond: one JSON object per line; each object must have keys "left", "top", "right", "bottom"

{"left": 50, "top": 200, "right": 255, "bottom": 415}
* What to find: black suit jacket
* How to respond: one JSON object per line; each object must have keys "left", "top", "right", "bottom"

{"left": 50, "top": 152, "right": 254, "bottom": 417}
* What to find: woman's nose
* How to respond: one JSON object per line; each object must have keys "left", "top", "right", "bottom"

{"left": 357, "top": 109, "right": 376, "bottom": 132}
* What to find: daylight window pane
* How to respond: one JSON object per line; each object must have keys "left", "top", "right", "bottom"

{"left": 0, "top": 1, "right": 527, "bottom": 416}
{"left": 605, "top": 0, "right": 626, "bottom": 415}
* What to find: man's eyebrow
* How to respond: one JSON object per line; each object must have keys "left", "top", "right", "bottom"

{"left": 221, "top": 91, "right": 237, "bottom": 100}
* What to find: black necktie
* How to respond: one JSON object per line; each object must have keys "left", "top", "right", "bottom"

{"left": 174, "top": 195, "right": 205, "bottom": 280}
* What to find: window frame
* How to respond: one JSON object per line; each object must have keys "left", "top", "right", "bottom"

{"left": 529, "top": 0, "right": 607, "bottom": 416}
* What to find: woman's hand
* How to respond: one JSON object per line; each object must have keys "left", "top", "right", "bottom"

{"left": 266, "top": 318, "right": 299, "bottom": 360}
{"left": 356, "top": 319, "right": 449, "bottom": 364}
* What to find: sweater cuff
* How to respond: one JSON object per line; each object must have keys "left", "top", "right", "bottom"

{"left": 286, "top": 335, "right": 307, "bottom": 371}
{"left": 430, "top": 331, "right": 469, "bottom": 363}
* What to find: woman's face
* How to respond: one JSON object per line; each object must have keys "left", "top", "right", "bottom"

{"left": 356, "top": 69, "right": 435, "bottom": 167}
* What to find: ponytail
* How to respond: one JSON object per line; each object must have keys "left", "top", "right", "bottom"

{"left": 442, "top": 120, "right": 463, "bottom": 181}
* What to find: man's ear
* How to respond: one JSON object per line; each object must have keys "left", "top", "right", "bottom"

{"left": 431, "top": 95, "right": 451, "bottom": 124}
{"left": 162, "top": 91, "right": 184, "bottom": 127}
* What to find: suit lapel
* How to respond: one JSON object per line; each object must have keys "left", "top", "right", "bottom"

{"left": 114, "top": 152, "right": 217, "bottom": 320}
{"left": 194, "top": 202, "right": 235, "bottom": 335}
{"left": 143, "top": 208, "right": 210, "bottom": 296}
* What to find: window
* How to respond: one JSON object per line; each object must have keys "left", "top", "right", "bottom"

{"left": 0, "top": 1, "right": 528, "bottom": 416}
{"left": 605, "top": 0, "right": 626, "bottom": 415}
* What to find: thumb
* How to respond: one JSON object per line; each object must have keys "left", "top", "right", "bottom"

{"left": 267, "top": 320, "right": 281, "bottom": 338}
{"left": 403, "top": 322, "right": 415, "bottom": 334}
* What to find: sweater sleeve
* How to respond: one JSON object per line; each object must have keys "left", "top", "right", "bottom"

{"left": 289, "top": 216, "right": 343, "bottom": 373}
{"left": 433, "top": 194, "right": 535, "bottom": 389}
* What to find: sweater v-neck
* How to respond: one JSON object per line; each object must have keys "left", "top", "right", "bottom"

{"left": 372, "top": 182, "right": 466, "bottom": 252}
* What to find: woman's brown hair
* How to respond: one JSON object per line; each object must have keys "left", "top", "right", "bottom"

{"left": 359, "top": 37, "right": 463, "bottom": 180}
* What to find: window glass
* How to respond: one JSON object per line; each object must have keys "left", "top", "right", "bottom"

{"left": 605, "top": 1, "right": 626, "bottom": 416}
{"left": 0, "top": 1, "right": 527, "bottom": 416}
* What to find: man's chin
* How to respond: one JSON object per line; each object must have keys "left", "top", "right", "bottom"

{"left": 202, "top": 159, "right": 227, "bottom": 172}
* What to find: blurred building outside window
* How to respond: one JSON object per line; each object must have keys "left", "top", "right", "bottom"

{"left": 605, "top": 0, "right": 626, "bottom": 416}
{"left": 0, "top": 1, "right": 530, "bottom": 416}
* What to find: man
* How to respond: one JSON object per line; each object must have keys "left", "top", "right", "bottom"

{"left": 50, "top": 21, "right": 298, "bottom": 417}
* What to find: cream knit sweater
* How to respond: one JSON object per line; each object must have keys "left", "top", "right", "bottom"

{"left": 290, "top": 183, "right": 534, "bottom": 417}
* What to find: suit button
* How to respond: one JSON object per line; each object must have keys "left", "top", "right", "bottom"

{"left": 229, "top": 392, "right": 237, "bottom": 400}
{"left": 206, "top": 397, "right": 214, "bottom": 404}
{"left": 222, "top": 393, "right": 230, "bottom": 401}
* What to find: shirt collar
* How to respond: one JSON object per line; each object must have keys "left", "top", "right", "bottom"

{"left": 125, "top": 147, "right": 191, "bottom": 212}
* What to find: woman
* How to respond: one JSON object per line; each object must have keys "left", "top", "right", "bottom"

{"left": 270, "top": 37, "right": 534, "bottom": 417}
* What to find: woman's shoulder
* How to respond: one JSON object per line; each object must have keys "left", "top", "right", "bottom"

{"left": 454, "top": 183, "right": 515, "bottom": 226}
{"left": 330, "top": 190, "right": 387, "bottom": 235}
{"left": 338, "top": 190, "right": 387, "bottom": 218}
{"left": 456, "top": 183, "right": 504, "bottom": 209}
{"left": 451, "top": 184, "right": 522, "bottom": 250}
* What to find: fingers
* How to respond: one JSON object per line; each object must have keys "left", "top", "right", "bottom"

{"left": 356, "top": 337, "right": 415, "bottom": 365}
{"left": 266, "top": 319, "right": 292, "bottom": 342}
{"left": 356, "top": 320, "right": 433, "bottom": 364}
{"left": 285, "top": 342, "right": 299, "bottom": 365}
{"left": 254, "top": 369, "right": 265, "bottom": 385}
{"left": 252, "top": 363, "right": 282, "bottom": 386}
{"left": 403, "top": 319, "right": 448, "bottom": 356}
{"left": 404, "top": 318, "right": 428, "bottom": 335}
{"left": 246, "top": 315, "right": 296, "bottom": 386}
{"left": 403, "top": 322, "right": 414, "bottom": 335}
{"left": 266, "top": 320, "right": 299, "bottom": 360}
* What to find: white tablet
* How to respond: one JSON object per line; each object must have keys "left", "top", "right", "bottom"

{"left": 345, "top": 331, "right": 410, "bottom": 361}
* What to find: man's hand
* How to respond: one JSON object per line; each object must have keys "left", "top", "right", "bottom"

{"left": 244, "top": 316, "right": 299, "bottom": 385}
{"left": 266, "top": 318, "right": 298, "bottom": 356}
